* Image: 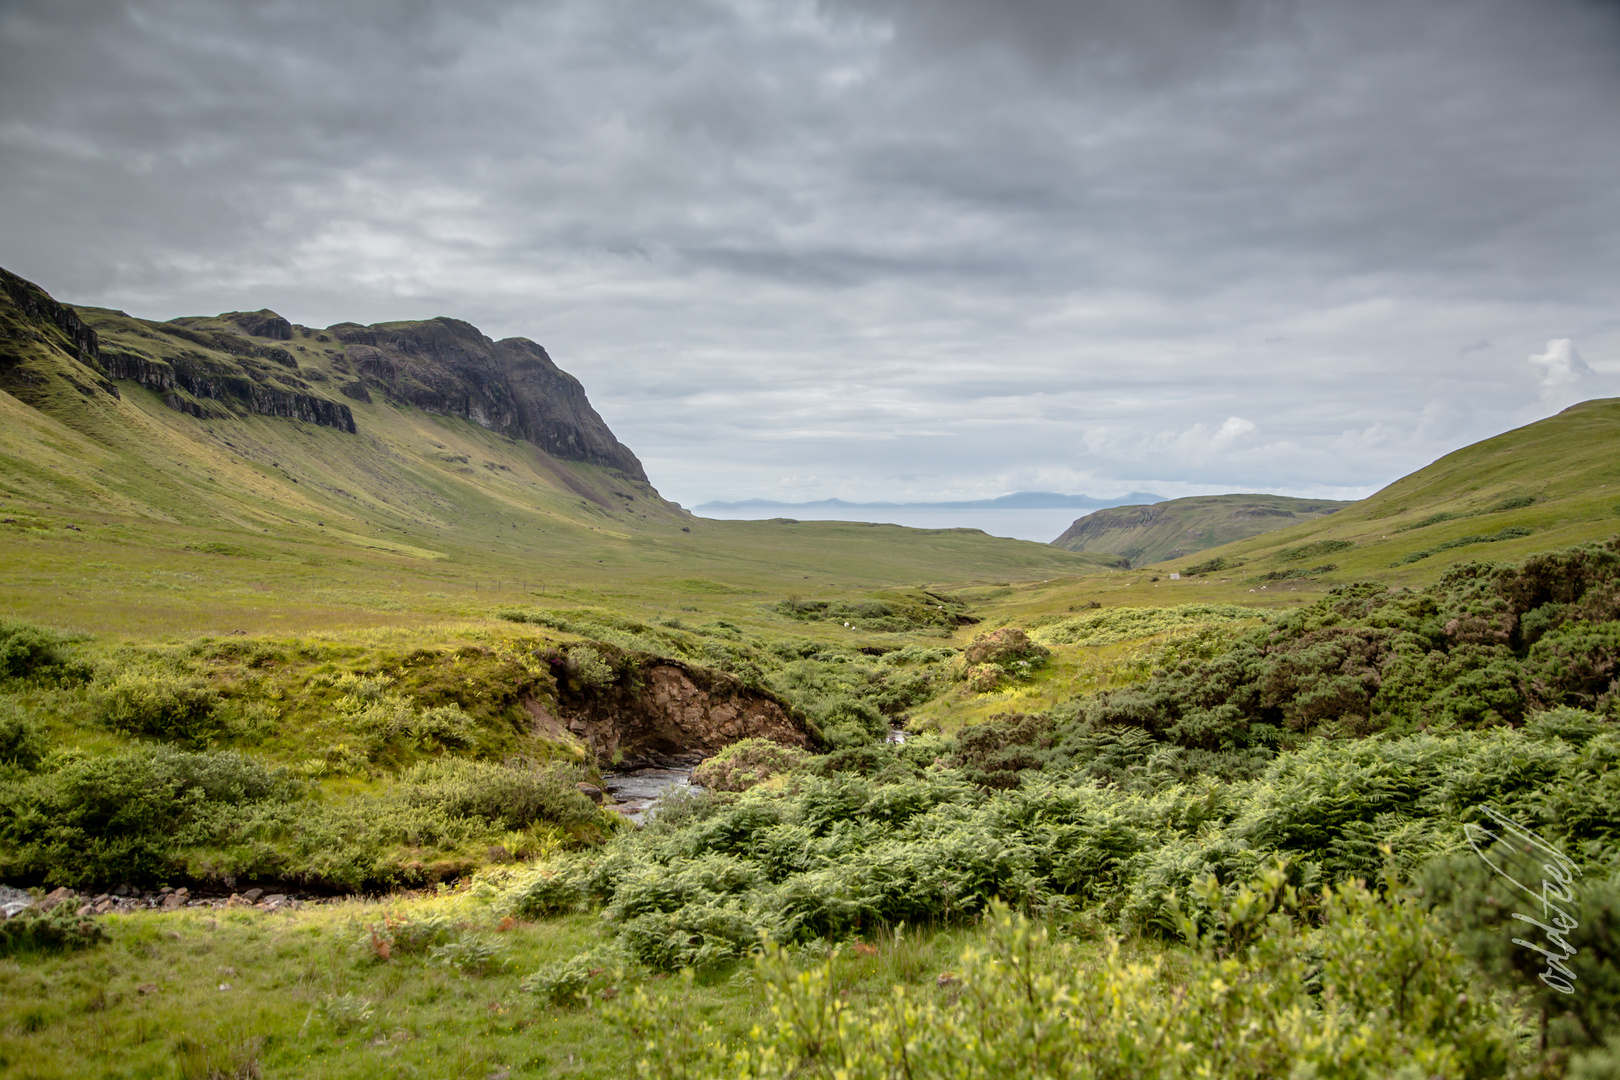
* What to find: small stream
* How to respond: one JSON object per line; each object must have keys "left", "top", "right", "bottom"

{"left": 603, "top": 731, "right": 907, "bottom": 824}
{"left": 600, "top": 767, "right": 700, "bottom": 825}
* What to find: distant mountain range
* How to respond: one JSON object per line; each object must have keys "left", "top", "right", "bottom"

{"left": 695, "top": 491, "right": 1165, "bottom": 513}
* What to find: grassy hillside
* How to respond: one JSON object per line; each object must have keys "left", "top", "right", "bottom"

{"left": 1123, "top": 398, "right": 1620, "bottom": 595}
{"left": 0, "top": 275, "right": 1113, "bottom": 639}
{"left": 1051, "top": 493, "right": 1352, "bottom": 566}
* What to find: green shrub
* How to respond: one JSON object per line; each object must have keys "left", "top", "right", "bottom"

{"left": 0, "top": 699, "right": 47, "bottom": 773}
{"left": 0, "top": 902, "right": 108, "bottom": 957}
{"left": 1421, "top": 839, "right": 1620, "bottom": 1061}
{"left": 428, "top": 934, "right": 508, "bottom": 976}
{"left": 361, "top": 911, "right": 457, "bottom": 959}
{"left": 0, "top": 744, "right": 295, "bottom": 885}
{"left": 403, "top": 757, "right": 600, "bottom": 832}
{"left": 964, "top": 663, "right": 1002, "bottom": 693}
{"left": 0, "top": 619, "right": 81, "bottom": 682}
{"left": 94, "top": 669, "right": 220, "bottom": 744}
{"left": 611, "top": 874, "right": 1525, "bottom": 1079}
{"left": 522, "top": 945, "right": 628, "bottom": 1006}
{"left": 692, "top": 738, "right": 809, "bottom": 792}
{"left": 566, "top": 645, "right": 616, "bottom": 690}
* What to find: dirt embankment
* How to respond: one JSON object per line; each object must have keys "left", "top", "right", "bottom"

{"left": 529, "top": 651, "right": 813, "bottom": 768}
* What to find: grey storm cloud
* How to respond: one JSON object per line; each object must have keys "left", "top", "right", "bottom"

{"left": 2, "top": 0, "right": 1618, "bottom": 510}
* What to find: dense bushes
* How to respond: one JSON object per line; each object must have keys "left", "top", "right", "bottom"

{"left": 0, "top": 745, "right": 611, "bottom": 889}
{"left": 613, "top": 874, "right": 1529, "bottom": 1080}
{"left": 0, "top": 744, "right": 293, "bottom": 885}
{"left": 501, "top": 716, "right": 1619, "bottom": 970}
{"left": 1067, "top": 540, "right": 1620, "bottom": 753}
{"left": 0, "top": 699, "right": 47, "bottom": 774}
{"left": 403, "top": 757, "right": 601, "bottom": 832}
{"left": 93, "top": 669, "right": 220, "bottom": 744}
{"left": 0, "top": 619, "right": 83, "bottom": 683}
{"left": 692, "top": 738, "right": 809, "bottom": 792}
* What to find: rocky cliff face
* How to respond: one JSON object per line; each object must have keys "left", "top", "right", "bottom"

{"left": 2, "top": 264, "right": 651, "bottom": 485}
{"left": 331, "top": 317, "right": 646, "bottom": 480}
{"left": 0, "top": 267, "right": 121, "bottom": 402}
{"left": 99, "top": 344, "right": 356, "bottom": 433}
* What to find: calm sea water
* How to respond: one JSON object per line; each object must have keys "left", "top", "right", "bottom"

{"left": 694, "top": 506, "right": 1092, "bottom": 544}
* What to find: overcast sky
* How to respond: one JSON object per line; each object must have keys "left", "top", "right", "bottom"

{"left": 3, "top": 0, "right": 1618, "bottom": 512}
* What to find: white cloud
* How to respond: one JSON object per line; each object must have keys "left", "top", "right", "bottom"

{"left": 1211, "top": 416, "right": 1257, "bottom": 447}
{"left": 1527, "top": 338, "right": 1592, "bottom": 389}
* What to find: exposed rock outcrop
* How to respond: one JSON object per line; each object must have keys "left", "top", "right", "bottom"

{"left": 534, "top": 653, "right": 814, "bottom": 768}
{"left": 101, "top": 348, "right": 357, "bottom": 432}
{"left": 331, "top": 317, "right": 646, "bottom": 480}
{"left": 0, "top": 267, "right": 101, "bottom": 367}
{"left": 223, "top": 309, "right": 294, "bottom": 340}
{"left": 0, "top": 267, "right": 121, "bottom": 402}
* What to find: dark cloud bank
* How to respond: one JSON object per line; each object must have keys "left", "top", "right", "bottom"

{"left": 2, "top": 0, "right": 1617, "bottom": 511}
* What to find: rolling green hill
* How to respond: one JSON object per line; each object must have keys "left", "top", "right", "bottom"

{"left": 0, "top": 267, "right": 1111, "bottom": 637}
{"left": 1050, "top": 493, "right": 1351, "bottom": 567}
{"left": 1133, "top": 398, "right": 1620, "bottom": 593}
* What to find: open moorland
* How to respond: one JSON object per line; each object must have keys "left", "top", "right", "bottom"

{"left": 2, "top": 266, "right": 1619, "bottom": 1079}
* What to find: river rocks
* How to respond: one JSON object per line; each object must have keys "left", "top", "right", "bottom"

{"left": 575, "top": 782, "right": 605, "bottom": 803}
{"left": 1, "top": 882, "right": 311, "bottom": 917}
{"left": 0, "top": 885, "right": 33, "bottom": 919}
{"left": 37, "top": 886, "right": 76, "bottom": 913}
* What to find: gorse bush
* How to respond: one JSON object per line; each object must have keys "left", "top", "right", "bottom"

{"left": 691, "top": 738, "right": 809, "bottom": 792}
{"left": 93, "top": 669, "right": 220, "bottom": 745}
{"left": 403, "top": 757, "right": 602, "bottom": 832}
{"left": 0, "top": 699, "right": 47, "bottom": 774}
{"left": 1034, "top": 604, "right": 1257, "bottom": 648}
{"left": 0, "top": 619, "right": 82, "bottom": 683}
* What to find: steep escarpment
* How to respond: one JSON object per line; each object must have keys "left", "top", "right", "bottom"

{"left": 99, "top": 339, "right": 356, "bottom": 432}
{"left": 330, "top": 318, "right": 646, "bottom": 480}
{"left": 0, "top": 267, "right": 121, "bottom": 402}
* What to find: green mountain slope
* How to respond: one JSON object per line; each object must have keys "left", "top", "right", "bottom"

{"left": 1140, "top": 398, "right": 1620, "bottom": 590}
{"left": 0, "top": 267, "right": 1111, "bottom": 635}
{"left": 1051, "top": 493, "right": 1351, "bottom": 567}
